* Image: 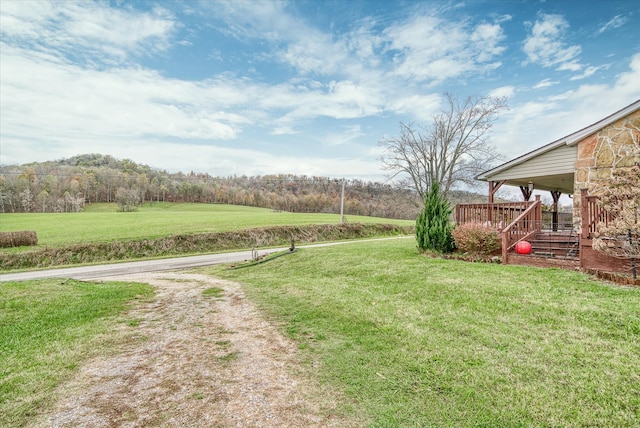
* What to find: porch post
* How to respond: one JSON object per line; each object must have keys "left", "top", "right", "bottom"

{"left": 488, "top": 180, "right": 505, "bottom": 204}
{"left": 488, "top": 180, "right": 505, "bottom": 224}
{"left": 520, "top": 186, "right": 533, "bottom": 201}
{"left": 520, "top": 179, "right": 534, "bottom": 201}
{"left": 550, "top": 191, "right": 561, "bottom": 231}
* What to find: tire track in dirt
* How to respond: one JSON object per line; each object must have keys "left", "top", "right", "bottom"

{"left": 34, "top": 272, "right": 352, "bottom": 427}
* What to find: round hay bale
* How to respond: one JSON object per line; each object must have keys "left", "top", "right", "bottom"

{"left": 0, "top": 231, "right": 38, "bottom": 248}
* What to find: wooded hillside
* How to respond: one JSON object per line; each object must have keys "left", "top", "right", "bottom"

{"left": 0, "top": 153, "right": 491, "bottom": 218}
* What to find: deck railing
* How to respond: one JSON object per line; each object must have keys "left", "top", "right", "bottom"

{"left": 541, "top": 211, "right": 574, "bottom": 231}
{"left": 581, "top": 190, "right": 612, "bottom": 239}
{"left": 500, "top": 196, "right": 543, "bottom": 261}
{"left": 455, "top": 201, "right": 534, "bottom": 227}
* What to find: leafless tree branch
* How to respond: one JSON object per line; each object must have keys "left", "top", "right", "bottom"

{"left": 379, "top": 93, "right": 508, "bottom": 199}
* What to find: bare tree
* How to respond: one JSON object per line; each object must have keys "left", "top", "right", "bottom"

{"left": 379, "top": 93, "right": 508, "bottom": 199}
{"left": 593, "top": 164, "right": 640, "bottom": 279}
{"left": 115, "top": 187, "right": 141, "bottom": 212}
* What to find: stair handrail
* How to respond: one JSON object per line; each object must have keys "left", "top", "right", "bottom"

{"left": 581, "top": 190, "right": 613, "bottom": 239}
{"left": 501, "top": 195, "right": 543, "bottom": 261}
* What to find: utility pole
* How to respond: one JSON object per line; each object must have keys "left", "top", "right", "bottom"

{"left": 340, "top": 179, "right": 345, "bottom": 224}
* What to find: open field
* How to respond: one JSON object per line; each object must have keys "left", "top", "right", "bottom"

{"left": 0, "top": 279, "right": 153, "bottom": 427}
{"left": 210, "top": 238, "right": 640, "bottom": 427}
{"left": 0, "top": 202, "right": 414, "bottom": 247}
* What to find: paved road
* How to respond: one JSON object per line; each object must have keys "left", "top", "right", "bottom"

{"left": 0, "top": 236, "right": 412, "bottom": 282}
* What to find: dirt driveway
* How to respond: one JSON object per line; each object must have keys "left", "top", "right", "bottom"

{"left": 33, "top": 272, "right": 354, "bottom": 427}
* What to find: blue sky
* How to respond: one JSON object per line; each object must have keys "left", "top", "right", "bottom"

{"left": 1, "top": 0, "right": 639, "bottom": 192}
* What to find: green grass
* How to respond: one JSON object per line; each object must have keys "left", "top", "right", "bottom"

{"left": 0, "top": 202, "right": 413, "bottom": 247}
{"left": 0, "top": 279, "right": 153, "bottom": 427}
{"left": 210, "top": 238, "right": 640, "bottom": 427}
{"left": 202, "top": 286, "right": 225, "bottom": 298}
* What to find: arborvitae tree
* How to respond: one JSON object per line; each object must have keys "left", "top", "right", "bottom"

{"left": 416, "top": 181, "right": 455, "bottom": 253}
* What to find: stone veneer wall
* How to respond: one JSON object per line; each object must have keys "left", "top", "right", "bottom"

{"left": 573, "top": 110, "right": 640, "bottom": 231}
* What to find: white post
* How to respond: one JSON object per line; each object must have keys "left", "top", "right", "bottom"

{"left": 340, "top": 179, "right": 345, "bottom": 224}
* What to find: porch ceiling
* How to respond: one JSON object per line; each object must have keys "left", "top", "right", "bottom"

{"left": 500, "top": 173, "right": 574, "bottom": 195}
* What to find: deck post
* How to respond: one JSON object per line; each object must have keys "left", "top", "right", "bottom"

{"left": 550, "top": 191, "right": 561, "bottom": 231}
{"left": 535, "top": 195, "right": 542, "bottom": 231}
{"left": 580, "top": 189, "right": 589, "bottom": 239}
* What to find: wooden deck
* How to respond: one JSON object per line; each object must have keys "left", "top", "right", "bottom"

{"left": 455, "top": 190, "right": 633, "bottom": 274}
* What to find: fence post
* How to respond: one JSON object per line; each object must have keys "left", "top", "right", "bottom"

{"left": 580, "top": 189, "right": 588, "bottom": 239}
{"left": 501, "top": 231, "right": 508, "bottom": 264}
{"left": 534, "top": 195, "right": 542, "bottom": 232}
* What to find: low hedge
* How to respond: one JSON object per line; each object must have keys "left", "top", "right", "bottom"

{"left": 0, "top": 223, "right": 414, "bottom": 270}
{"left": 451, "top": 222, "right": 500, "bottom": 255}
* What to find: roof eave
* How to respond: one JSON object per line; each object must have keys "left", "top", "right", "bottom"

{"left": 476, "top": 99, "right": 640, "bottom": 182}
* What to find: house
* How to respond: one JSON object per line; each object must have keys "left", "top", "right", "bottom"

{"left": 455, "top": 99, "right": 640, "bottom": 275}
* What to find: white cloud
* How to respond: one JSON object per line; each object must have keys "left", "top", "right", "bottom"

{"left": 2, "top": 0, "right": 636, "bottom": 183}
{"left": 196, "top": 3, "right": 508, "bottom": 118}
{"left": 0, "top": 39, "right": 388, "bottom": 162}
{"left": 492, "top": 54, "right": 640, "bottom": 159}
{"left": 261, "top": 79, "right": 385, "bottom": 130}
{"left": 555, "top": 54, "right": 640, "bottom": 110}
{"left": 384, "top": 14, "right": 505, "bottom": 83}
{"left": 387, "top": 94, "right": 442, "bottom": 122}
{"left": 489, "top": 86, "right": 515, "bottom": 99}
{"left": 522, "top": 14, "right": 582, "bottom": 71}
{"left": 140, "top": 141, "right": 383, "bottom": 179}
{"left": 533, "top": 78, "right": 559, "bottom": 89}
{"left": 597, "top": 14, "right": 629, "bottom": 34}
{"left": 281, "top": 33, "right": 348, "bottom": 75}
{"left": 0, "top": 44, "right": 252, "bottom": 144}
{"left": 0, "top": 0, "right": 57, "bottom": 38}
{"left": 556, "top": 61, "right": 582, "bottom": 72}
{"left": 321, "top": 125, "right": 365, "bottom": 147}
{"left": 205, "top": 0, "right": 353, "bottom": 77}
{"left": 471, "top": 22, "right": 507, "bottom": 62}
{"left": 569, "top": 65, "right": 602, "bottom": 81}
{"left": 270, "top": 126, "right": 297, "bottom": 136}
{"left": 0, "top": 0, "right": 176, "bottom": 61}
{"left": 346, "top": 22, "right": 384, "bottom": 68}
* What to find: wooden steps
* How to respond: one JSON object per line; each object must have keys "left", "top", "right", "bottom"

{"left": 528, "top": 230, "right": 579, "bottom": 260}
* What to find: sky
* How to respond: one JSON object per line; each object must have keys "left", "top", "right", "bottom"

{"left": 1, "top": 0, "right": 639, "bottom": 194}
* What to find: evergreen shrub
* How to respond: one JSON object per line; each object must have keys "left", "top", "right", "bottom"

{"left": 416, "top": 182, "right": 455, "bottom": 253}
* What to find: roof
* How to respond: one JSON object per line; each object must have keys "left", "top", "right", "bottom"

{"left": 477, "top": 99, "right": 640, "bottom": 181}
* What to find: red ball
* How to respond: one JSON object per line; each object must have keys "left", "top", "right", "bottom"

{"left": 515, "top": 241, "right": 532, "bottom": 255}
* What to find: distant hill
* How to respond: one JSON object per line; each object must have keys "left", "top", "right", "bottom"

{"left": 1, "top": 153, "right": 496, "bottom": 218}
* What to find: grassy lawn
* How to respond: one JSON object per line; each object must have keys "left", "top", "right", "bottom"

{"left": 0, "top": 279, "right": 153, "bottom": 427}
{"left": 0, "top": 202, "right": 413, "bottom": 247}
{"left": 210, "top": 238, "right": 640, "bottom": 427}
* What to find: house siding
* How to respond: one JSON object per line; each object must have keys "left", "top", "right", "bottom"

{"left": 486, "top": 144, "right": 577, "bottom": 180}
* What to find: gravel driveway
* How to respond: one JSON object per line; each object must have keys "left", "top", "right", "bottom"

{"left": 31, "top": 272, "right": 354, "bottom": 427}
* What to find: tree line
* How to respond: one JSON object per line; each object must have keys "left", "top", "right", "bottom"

{"left": 0, "top": 153, "right": 426, "bottom": 218}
